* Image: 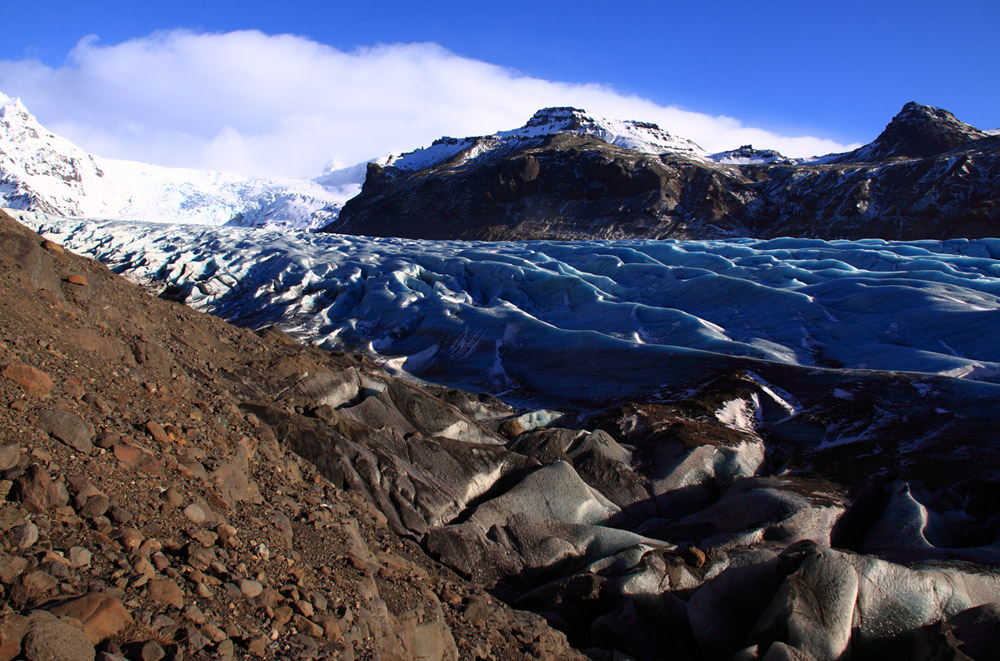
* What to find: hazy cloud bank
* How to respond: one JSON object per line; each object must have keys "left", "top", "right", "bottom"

{"left": 0, "top": 30, "right": 860, "bottom": 178}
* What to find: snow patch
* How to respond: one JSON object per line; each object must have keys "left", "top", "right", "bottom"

{"left": 715, "top": 398, "right": 757, "bottom": 431}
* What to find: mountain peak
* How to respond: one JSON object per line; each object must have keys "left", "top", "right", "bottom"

{"left": 514, "top": 107, "right": 703, "bottom": 156}
{"left": 709, "top": 144, "right": 788, "bottom": 165}
{"left": 864, "top": 102, "right": 986, "bottom": 160}
{"left": 524, "top": 106, "right": 593, "bottom": 129}
{"left": 0, "top": 93, "right": 37, "bottom": 125}
{"left": 386, "top": 107, "right": 707, "bottom": 172}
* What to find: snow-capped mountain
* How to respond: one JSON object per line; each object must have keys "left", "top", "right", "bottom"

{"left": 387, "top": 106, "right": 708, "bottom": 172}
{"left": 0, "top": 92, "right": 366, "bottom": 229}
{"left": 831, "top": 101, "right": 989, "bottom": 163}
{"left": 330, "top": 102, "right": 999, "bottom": 241}
{"left": 708, "top": 144, "right": 789, "bottom": 165}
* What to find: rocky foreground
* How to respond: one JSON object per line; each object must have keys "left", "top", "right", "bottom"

{"left": 0, "top": 210, "right": 583, "bottom": 660}
{"left": 2, "top": 207, "right": 1000, "bottom": 661}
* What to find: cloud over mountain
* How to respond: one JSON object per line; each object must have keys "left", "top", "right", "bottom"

{"left": 0, "top": 30, "right": 859, "bottom": 178}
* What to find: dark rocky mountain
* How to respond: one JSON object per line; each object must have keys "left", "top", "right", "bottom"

{"left": 326, "top": 103, "right": 999, "bottom": 241}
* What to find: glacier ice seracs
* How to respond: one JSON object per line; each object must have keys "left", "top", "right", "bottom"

{"left": 14, "top": 209, "right": 1000, "bottom": 408}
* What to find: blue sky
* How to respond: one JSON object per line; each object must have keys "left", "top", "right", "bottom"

{"left": 2, "top": 0, "right": 996, "bottom": 177}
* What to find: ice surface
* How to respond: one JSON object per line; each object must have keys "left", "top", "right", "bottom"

{"left": 14, "top": 209, "right": 1000, "bottom": 407}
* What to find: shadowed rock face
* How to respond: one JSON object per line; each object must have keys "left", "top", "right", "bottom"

{"left": 835, "top": 101, "right": 989, "bottom": 162}
{"left": 327, "top": 102, "right": 999, "bottom": 241}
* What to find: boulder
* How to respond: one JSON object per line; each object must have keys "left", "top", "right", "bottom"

{"left": 22, "top": 610, "right": 94, "bottom": 661}
{"left": 37, "top": 409, "right": 93, "bottom": 454}
{"left": 47, "top": 592, "right": 133, "bottom": 644}
{"left": 277, "top": 368, "right": 361, "bottom": 409}
{"left": 643, "top": 476, "right": 845, "bottom": 549}
{"left": 0, "top": 614, "right": 29, "bottom": 661}
{"left": 1, "top": 364, "right": 53, "bottom": 398}
{"left": 947, "top": 603, "right": 1000, "bottom": 661}
{"left": 751, "top": 545, "right": 858, "bottom": 660}
{"left": 0, "top": 233, "right": 62, "bottom": 297}
{"left": 147, "top": 579, "right": 184, "bottom": 609}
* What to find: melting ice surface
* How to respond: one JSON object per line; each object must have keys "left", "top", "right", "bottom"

{"left": 14, "top": 210, "right": 1000, "bottom": 407}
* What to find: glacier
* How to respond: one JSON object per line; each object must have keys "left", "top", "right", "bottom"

{"left": 0, "top": 93, "right": 366, "bottom": 229}
{"left": 13, "top": 209, "right": 1000, "bottom": 410}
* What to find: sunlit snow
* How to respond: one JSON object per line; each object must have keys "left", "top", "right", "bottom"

{"left": 0, "top": 94, "right": 364, "bottom": 229}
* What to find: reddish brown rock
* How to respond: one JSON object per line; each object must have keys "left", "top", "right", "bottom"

{"left": 47, "top": 592, "right": 133, "bottom": 644}
{"left": 0, "top": 555, "right": 28, "bottom": 585}
{"left": 145, "top": 421, "right": 170, "bottom": 444}
{"left": 62, "top": 378, "right": 85, "bottom": 399}
{"left": 315, "top": 615, "right": 343, "bottom": 643}
{"left": 111, "top": 443, "right": 159, "bottom": 474}
{"left": 1, "top": 363, "right": 53, "bottom": 398}
{"left": 70, "top": 329, "right": 136, "bottom": 366}
{"left": 147, "top": 578, "right": 184, "bottom": 609}
{"left": 65, "top": 274, "right": 88, "bottom": 286}
{"left": 41, "top": 240, "right": 65, "bottom": 255}
{"left": 0, "top": 614, "right": 29, "bottom": 661}
{"left": 15, "top": 464, "right": 54, "bottom": 514}
{"left": 11, "top": 570, "right": 58, "bottom": 607}
{"left": 0, "top": 444, "right": 20, "bottom": 472}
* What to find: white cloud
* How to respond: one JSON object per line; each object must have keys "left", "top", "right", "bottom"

{"left": 0, "top": 30, "right": 860, "bottom": 178}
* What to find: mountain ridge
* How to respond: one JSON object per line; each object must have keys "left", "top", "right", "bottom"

{"left": 328, "top": 101, "right": 1000, "bottom": 241}
{"left": 2, "top": 93, "right": 997, "bottom": 242}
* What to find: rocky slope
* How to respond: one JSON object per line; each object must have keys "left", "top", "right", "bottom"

{"left": 0, "top": 209, "right": 583, "bottom": 660}
{"left": 327, "top": 103, "right": 999, "bottom": 241}
{"left": 4, "top": 209, "right": 1000, "bottom": 660}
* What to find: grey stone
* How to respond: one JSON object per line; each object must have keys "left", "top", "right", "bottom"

{"left": 183, "top": 504, "right": 206, "bottom": 525}
{"left": 22, "top": 610, "right": 95, "bottom": 661}
{"left": 238, "top": 579, "right": 263, "bottom": 599}
{"left": 37, "top": 409, "right": 93, "bottom": 454}
{"left": 0, "top": 444, "right": 20, "bottom": 471}
{"left": 79, "top": 494, "right": 110, "bottom": 519}
{"left": 68, "top": 547, "right": 92, "bottom": 568}
{"left": 13, "top": 522, "right": 38, "bottom": 550}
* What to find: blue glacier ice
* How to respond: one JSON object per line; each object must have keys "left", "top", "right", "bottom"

{"left": 14, "top": 210, "right": 1000, "bottom": 407}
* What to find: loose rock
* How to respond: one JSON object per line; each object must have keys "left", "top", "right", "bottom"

{"left": 1, "top": 364, "right": 53, "bottom": 398}
{"left": 47, "top": 592, "right": 133, "bottom": 644}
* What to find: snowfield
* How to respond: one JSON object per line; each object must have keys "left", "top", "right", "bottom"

{"left": 13, "top": 209, "right": 1000, "bottom": 408}
{"left": 0, "top": 93, "right": 364, "bottom": 229}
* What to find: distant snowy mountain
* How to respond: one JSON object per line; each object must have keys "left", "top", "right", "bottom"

{"left": 0, "top": 92, "right": 368, "bottom": 229}
{"left": 708, "top": 145, "right": 790, "bottom": 165}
